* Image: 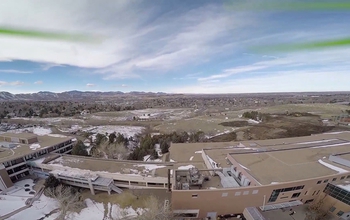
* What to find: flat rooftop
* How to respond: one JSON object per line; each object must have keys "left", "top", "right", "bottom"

{"left": 0, "top": 134, "right": 73, "bottom": 163}
{"left": 170, "top": 131, "right": 350, "bottom": 186}
{"left": 47, "top": 155, "right": 174, "bottom": 178}
{"left": 230, "top": 141, "right": 350, "bottom": 185}
{"left": 0, "top": 132, "right": 37, "bottom": 139}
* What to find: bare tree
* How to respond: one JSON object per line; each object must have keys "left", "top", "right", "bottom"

{"left": 135, "top": 196, "right": 174, "bottom": 220}
{"left": 45, "top": 185, "right": 85, "bottom": 220}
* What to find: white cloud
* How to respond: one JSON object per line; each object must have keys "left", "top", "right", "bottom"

{"left": 0, "top": 1, "right": 255, "bottom": 80}
{"left": 198, "top": 65, "right": 267, "bottom": 81}
{"left": 168, "top": 70, "right": 350, "bottom": 94}
{"left": 34, "top": 81, "right": 43, "bottom": 84}
{"left": 0, "top": 81, "right": 25, "bottom": 86}
{"left": 0, "top": 69, "right": 32, "bottom": 73}
{"left": 86, "top": 83, "right": 95, "bottom": 87}
{"left": 41, "top": 63, "right": 64, "bottom": 71}
{"left": 10, "top": 81, "right": 25, "bottom": 86}
{"left": 121, "top": 84, "right": 128, "bottom": 87}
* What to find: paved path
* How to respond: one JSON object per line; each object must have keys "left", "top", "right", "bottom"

{"left": 0, "top": 186, "right": 45, "bottom": 220}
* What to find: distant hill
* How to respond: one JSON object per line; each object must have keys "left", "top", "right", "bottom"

{"left": 0, "top": 90, "right": 167, "bottom": 101}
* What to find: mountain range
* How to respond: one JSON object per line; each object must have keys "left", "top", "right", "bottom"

{"left": 0, "top": 91, "right": 168, "bottom": 101}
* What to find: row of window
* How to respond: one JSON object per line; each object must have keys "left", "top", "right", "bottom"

{"left": 324, "top": 183, "right": 350, "bottom": 206}
{"left": 329, "top": 206, "right": 347, "bottom": 217}
{"left": 317, "top": 175, "right": 350, "bottom": 184}
{"left": 191, "top": 190, "right": 260, "bottom": 198}
{"left": 268, "top": 185, "right": 305, "bottom": 203}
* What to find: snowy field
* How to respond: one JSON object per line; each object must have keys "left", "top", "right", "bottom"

{"left": 11, "top": 117, "right": 85, "bottom": 124}
{"left": 0, "top": 179, "right": 36, "bottom": 216}
{"left": 4, "top": 179, "right": 145, "bottom": 220}
{"left": 82, "top": 125, "right": 144, "bottom": 141}
{"left": 5, "top": 126, "right": 52, "bottom": 135}
{"left": 9, "top": 197, "right": 144, "bottom": 220}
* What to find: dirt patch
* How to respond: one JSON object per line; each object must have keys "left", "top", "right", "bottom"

{"left": 209, "top": 132, "right": 237, "bottom": 142}
{"left": 241, "top": 114, "right": 335, "bottom": 140}
{"left": 80, "top": 188, "right": 170, "bottom": 209}
{"left": 219, "top": 121, "right": 248, "bottom": 127}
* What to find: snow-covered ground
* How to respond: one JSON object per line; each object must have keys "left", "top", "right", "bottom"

{"left": 11, "top": 117, "right": 84, "bottom": 124}
{"left": 6, "top": 126, "right": 52, "bottom": 136}
{"left": 57, "top": 124, "right": 82, "bottom": 133}
{"left": 9, "top": 195, "right": 144, "bottom": 220}
{"left": 247, "top": 119, "right": 261, "bottom": 124}
{"left": 318, "top": 159, "right": 348, "bottom": 173}
{"left": 82, "top": 125, "right": 144, "bottom": 141}
{"left": 0, "top": 179, "right": 36, "bottom": 216}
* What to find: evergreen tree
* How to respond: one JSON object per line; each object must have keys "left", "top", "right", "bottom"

{"left": 71, "top": 140, "right": 88, "bottom": 156}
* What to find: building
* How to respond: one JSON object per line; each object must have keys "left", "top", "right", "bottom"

{"left": 3, "top": 130, "right": 350, "bottom": 219}
{"left": 0, "top": 132, "right": 74, "bottom": 191}
{"left": 169, "top": 131, "right": 350, "bottom": 219}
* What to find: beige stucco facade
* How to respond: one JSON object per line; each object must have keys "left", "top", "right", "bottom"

{"left": 171, "top": 172, "right": 350, "bottom": 219}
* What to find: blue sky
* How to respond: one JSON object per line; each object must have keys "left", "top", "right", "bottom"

{"left": 0, "top": 0, "right": 350, "bottom": 94}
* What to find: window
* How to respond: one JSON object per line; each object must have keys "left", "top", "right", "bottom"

{"left": 192, "top": 194, "right": 198, "bottom": 198}
{"left": 305, "top": 199, "right": 314, "bottom": 204}
{"left": 252, "top": 190, "right": 259, "bottom": 194}
{"left": 316, "top": 190, "right": 320, "bottom": 195}
{"left": 324, "top": 183, "right": 350, "bottom": 206}
{"left": 337, "top": 211, "right": 344, "bottom": 216}
{"left": 233, "top": 167, "right": 237, "bottom": 171}
{"left": 304, "top": 191, "right": 308, "bottom": 195}
{"left": 324, "top": 179, "right": 328, "bottom": 183}
{"left": 280, "top": 196, "right": 288, "bottom": 199}
{"left": 329, "top": 206, "right": 336, "bottom": 212}
{"left": 173, "top": 210, "right": 199, "bottom": 218}
{"left": 332, "top": 178, "right": 337, "bottom": 181}
{"left": 243, "top": 191, "right": 249, "bottom": 195}
{"left": 292, "top": 192, "right": 301, "bottom": 198}
{"left": 222, "top": 193, "right": 228, "bottom": 197}
{"left": 267, "top": 185, "right": 305, "bottom": 203}
{"left": 235, "top": 192, "right": 241, "bottom": 196}
{"left": 347, "top": 175, "right": 350, "bottom": 179}
{"left": 312, "top": 191, "right": 316, "bottom": 196}
{"left": 341, "top": 176, "right": 345, "bottom": 180}
{"left": 317, "top": 180, "right": 322, "bottom": 184}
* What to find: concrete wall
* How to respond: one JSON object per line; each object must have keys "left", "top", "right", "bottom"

{"left": 317, "top": 192, "right": 350, "bottom": 219}
{"left": 0, "top": 165, "right": 13, "bottom": 190}
{"left": 171, "top": 172, "right": 350, "bottom": 219}
{"left": 36, "top": 163, "right": 169, "bottom": 187}
{"left": 226, "top": 154, "right": 260, "bottom": 186}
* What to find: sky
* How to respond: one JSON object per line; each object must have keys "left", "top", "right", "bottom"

{"left": 0, "top": 0, "right": 350, "bottom": 94}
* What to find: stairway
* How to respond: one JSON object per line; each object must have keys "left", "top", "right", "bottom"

{"left": 110, "top": 184, "right": 123, "bottom": 194}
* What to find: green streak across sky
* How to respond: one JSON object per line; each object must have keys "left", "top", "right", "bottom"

{"left": 225, "top": 1, "right": 350, "bottom": 11}
{"left": 0, "top": 27, "right": 100, "bottom": 43}
{"left": 253, "top": 38, "right": 350, "bottom": 53}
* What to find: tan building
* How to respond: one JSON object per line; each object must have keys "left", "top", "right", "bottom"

{"left": 0, "top": 132, "right": 74, "bottom": 191}
{"left": 169, "top": 131, "right": 350, "bottom": 219}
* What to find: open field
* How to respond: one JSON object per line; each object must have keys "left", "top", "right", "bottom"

{"left": 4, "top": 103, "right": 350, "bottom": 141}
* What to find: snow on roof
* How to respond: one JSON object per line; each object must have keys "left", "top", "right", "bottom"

{"left": 51, "top": 169, "right": 99, "bottom": 181}
{"left": 29, "top": 143, "right": 41, "bottom": 150}
{"left": 133, "top": 164, "right": 166, "bottom": 171}
{"left": 178, "top": 165, "right": 195, "bottom": 170}
{"left": 239, "top": 163, "right": 250, "bottom": 170}
{"left": 337, "top": 183, "right": 350, "bottom": 192}
{"left": 318, "top": 159, "right": 348, "bottom": 173}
